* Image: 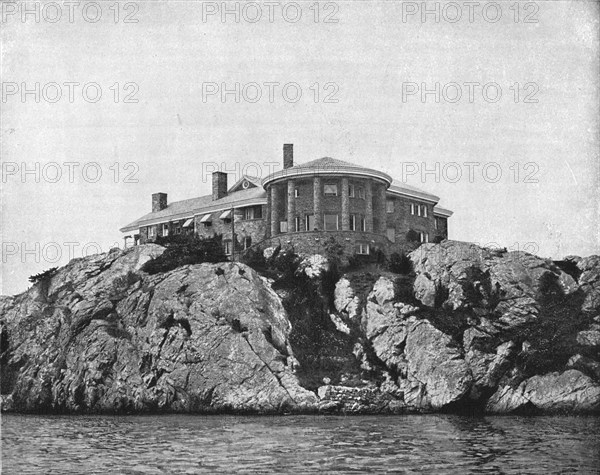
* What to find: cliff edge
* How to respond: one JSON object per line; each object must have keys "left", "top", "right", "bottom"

{"left": 1, "top": 241, "right": 599, "bottom": 414}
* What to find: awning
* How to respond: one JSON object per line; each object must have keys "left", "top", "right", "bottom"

{"left": 182, "top": 218, "right": 194, "bottom": 228}
{"left": 199, "top": 213, "right": 212, "bottom": 223}
{"left": 219, "top": 210, "right": 232, "bottom": 219}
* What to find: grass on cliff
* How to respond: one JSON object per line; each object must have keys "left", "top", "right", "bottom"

{"left": 509, "top": 273, "right": 597, "bottom": 379}
{"left": 242, "top": 245, "right": 365, "bottom": 391}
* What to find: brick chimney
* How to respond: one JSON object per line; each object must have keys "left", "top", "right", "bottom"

{"left": 283, "top": 143, "right": 293, "bottom": 169}
{"left": 212, "top": 172, "right": 228, "bottom": 201}
{"left": 152, "top": 192, "right": 167, "bottom": 212}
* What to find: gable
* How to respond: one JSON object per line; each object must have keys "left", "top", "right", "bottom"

{"left": 228, "top": 175, "right": 261, "bottom": 192}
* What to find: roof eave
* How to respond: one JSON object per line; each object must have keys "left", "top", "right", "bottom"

{"left": 433, "top": 207, "right": 454, "bottom": 217}
{"left": 387, "top": 187, "right": 440, "bottom": 204}
{"left": 262, "top": 168, "right": 393, "bottom": 188}
{"left": 120, "top": 198, "right": 268, "bottom": 232}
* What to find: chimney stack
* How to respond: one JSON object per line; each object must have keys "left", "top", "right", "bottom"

{"left": 152, "top": 192, "right": 167, "bottom": 212}
{"left": 283, "top": 143, "right": 293, "bottom": 169}
{"left": 212, "top": 172, "right": 228, "bottom": 201}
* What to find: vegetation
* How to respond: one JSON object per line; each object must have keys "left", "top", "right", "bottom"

{"left": 28, "top": 267, "right": 58, "bottom": 284}
{"left": 510, "top": 275, "right": 595, "bottom": 378}
{"left": 141, "top": 234, "right": 227, "bottom": 275}
{"left": 388, "top": 252, "right": 412, "bottom": 275}
{"left": 406, "top": 229, "right": 420, "bottom": 243}
{"left": 241, "top": 241, "right": 363, "bottom": 390}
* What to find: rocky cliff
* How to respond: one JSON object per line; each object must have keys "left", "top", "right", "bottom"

{"left": 1, "top": 241, "right": 599, "bottom": 414}
{"left": 0, "top": 245, "right": 317, "bottom": 413}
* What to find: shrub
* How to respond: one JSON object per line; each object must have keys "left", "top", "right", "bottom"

{"left": 240, "top": 246, "right": 267, "bottom": 271}
{"left": 389, "top": 252, "right": 413, "bottom": 275}
{"left": 141, "top": 234, "right": 227, "bottom": 275}
{"left": 28, "top": 267, "right": 58, "bottom": 284}
{"left": 406, "top": 229, "right": 420, "bottom": 243}
{"left": 322, "top": 236, "right": 344, "bottom": 272}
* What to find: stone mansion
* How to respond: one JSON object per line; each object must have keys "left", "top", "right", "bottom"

{"left": 120, "top": 144, "right": 452, "bottom": 257}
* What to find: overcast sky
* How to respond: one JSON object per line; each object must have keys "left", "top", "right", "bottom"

{"left": 1, "top": 0, "right": 599, "bottom": 295}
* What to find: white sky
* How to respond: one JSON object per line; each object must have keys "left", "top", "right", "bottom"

{"left": 1, "top": 0, "right": 599, "bottom": 295}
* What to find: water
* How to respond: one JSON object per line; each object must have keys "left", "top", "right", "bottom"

{"left": 1, "top": 414, "right": 599, "bottom": 474}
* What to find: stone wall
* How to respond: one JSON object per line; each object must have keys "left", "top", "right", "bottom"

{"left": 253, "top": 230, "right": 390, "bottom": 260}
{"left": 194, "top": 205, "right": 268, "bottom": 253}
{"left": 385, "top": 195, "right": 439, "bottom": 243}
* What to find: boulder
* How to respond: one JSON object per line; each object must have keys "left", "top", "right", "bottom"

{"left": 578, "top": 256, "right": 600, "bottom": 312}
{"left": 413, "top": 274, "right": 437, "bottom": 307}
{"left": 576, "top": 330, "right": 600, "bottom": 348}
{"left": 409, "top": 241, "right": 587, "bottom": 331}
{"left": 403, "top": 320, "right": 472, "bottom": 409}
{"left": 567, "top": 354, "right": 600, "bottom": 381}
{"left": 486, "top": 370, "right": 600, "bottom": 413}
{"left": 333, "top": 278, "right": 361, "bottom": 321}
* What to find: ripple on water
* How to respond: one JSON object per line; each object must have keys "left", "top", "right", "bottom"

{"left": 2, "top": 414, "right": 600, "bottom": 474}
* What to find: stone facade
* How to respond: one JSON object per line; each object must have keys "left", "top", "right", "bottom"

{"left": 122, "top": 145, "right": 452, "bottom": 257}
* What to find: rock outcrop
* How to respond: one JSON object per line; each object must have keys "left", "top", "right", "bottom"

{"left": 2, "top": 240, "right": 599, "bottom": 415}
{"left": 330, "top": 241, "right": 600, "bottom": 414}
{"left": 0, "top": 245, "right": 317, "bottom": 413}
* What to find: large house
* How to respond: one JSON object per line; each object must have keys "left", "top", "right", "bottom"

{"left": 120, "top": 144, "right": 453, "bottom": 257}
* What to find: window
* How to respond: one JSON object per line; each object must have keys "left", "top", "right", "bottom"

{"left": 356, "top": 242, "right": 370, "bottom": 255}
{"left": 386, "top": 228, "right": 395, "bottom": 242}
{"left": 149, "top": 226, "right": 155, "bottom": 238}
{"left": 349, "top": 184, "right": 355, "bottom": 198}
{"left": 358, "top": 187, "right": 365, "bottom": 199}
{"left": 173, "top": 221, "right": 182, "bottom": 235}
{"left": 324, "top": 214, "right": 339, "bottom": 231}
{"left": 294, "top": 188, "right": 299, "bottom": 198}
{"left": 423, "top": 205, "right": 428, "bottom": 217}
{"left": 294, "top": 216, "right": 300, "bottom": 232}
{"left": 244, "top": 207, "right": 254, "bottom": 220}
{"left": 162, "top": 224, "right": 169, "bottom": 236}
{"left": 243, "top": 206, "right": 262, "bottom": 220}
{"left": 350, "top": 214, "right": 356, "bottom": 231}
{"left": 435, "top": 217, "right": 439, "bottom": 229}
{"left": 410, "top": 203, "right": 415, "bottom": 215}
{"left": 386, "top": 199, "right": 394, "bottom": 213}
{"left": 280, "top": 221, "right": 288, "bottom": 233}
{"left": 224, "top": 240, "right": 232, "bottom": 255}
{"left": 360, "top": 217, "right": 366, "bottom": 232}
{"left": 420, "top": 232, "right": 429, "bottom": 243}
{"left": 243, "top": 236, "right": 252, "bottom": 250}
{"left": 305, "top": 215, "right": 315, "bottom": 231}
{"left": 417, "top": 205, "right": 421, "bottom": 217}
{"left": 324, "top": 184, "right": 338, "bottom": 196}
